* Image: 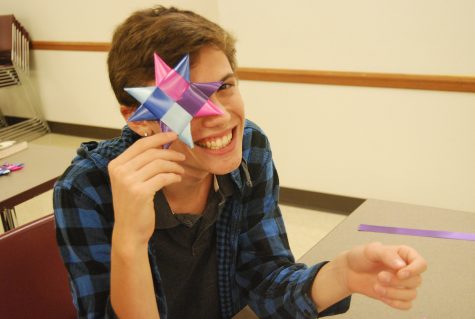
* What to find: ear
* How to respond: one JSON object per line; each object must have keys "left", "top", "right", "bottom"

{"left": 120, "top": 105, "right": 147, "bottom": 136}
{"left": 120, "top": 105, "right": 137, "bottom": 121}
{"left": 120, "top": 105, "right": 161, "bottom": 137}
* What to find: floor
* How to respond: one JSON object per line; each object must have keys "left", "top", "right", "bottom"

{"left": 10, "top": 133, "right": 346, "bottom": 260}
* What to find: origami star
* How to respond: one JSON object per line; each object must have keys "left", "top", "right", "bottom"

{"left": 125, "top": 53, "right": 223, "bottom": 148}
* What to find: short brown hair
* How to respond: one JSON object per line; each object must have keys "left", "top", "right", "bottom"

{"left": 108, "top": 6, "right": 237, "bottom": 107}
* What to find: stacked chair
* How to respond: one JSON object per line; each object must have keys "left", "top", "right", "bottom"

{"left": 0, "top": 14, "right": 49, "bottom": 142}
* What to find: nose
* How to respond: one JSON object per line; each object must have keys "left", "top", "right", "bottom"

{"left": 201, "top": 98, "right": 231, "bottom": 128}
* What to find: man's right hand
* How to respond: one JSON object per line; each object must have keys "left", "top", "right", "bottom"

{"left": 108, "top": 132, "right": 185, "bottom": 249}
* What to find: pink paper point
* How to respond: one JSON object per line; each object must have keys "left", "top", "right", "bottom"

{"left": 154, "top": 53, "right": 172, "bottom": 84}
{"left": 195, "top": 101, "right": 223, "bottom": 117}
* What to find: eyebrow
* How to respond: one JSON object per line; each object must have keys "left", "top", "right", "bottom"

{"left": 220, "top": 72, "right": 235, "bottom": 82}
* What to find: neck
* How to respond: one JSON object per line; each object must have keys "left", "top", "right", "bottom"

{"left": 163, "top": 172, "right": 213, "bottom": 215}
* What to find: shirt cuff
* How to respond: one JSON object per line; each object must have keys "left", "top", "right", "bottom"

{"left": 318, "top": 295, "right": 351, "bottom": 317}
{"left": 302, "top": 261, "right": 352, "bottom": 318}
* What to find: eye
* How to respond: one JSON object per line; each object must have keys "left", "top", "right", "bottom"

{"left": 218, "top": 82, "right": 234, "bottom": 91}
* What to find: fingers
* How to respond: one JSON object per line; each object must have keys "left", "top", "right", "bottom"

{"left": 124, "top": 148, "right": 185, "bottom": 173}
{"left": 109, "top": 133, "right": 186, "bottom": 182}
{"left": 365, "top": 242, "right": 428, "bottom": 276}
{"left": 356, "top": 242, "right": 426, "bottom": 311}
{"left": 380, "top": 297, "right": 413, "bottom": 311}
{"left": 396, "top": 245, "right": 428, "bottom": 278}
{"left": 117, "top": 163, "right": 184, "bottom": 200}
{"left": 110, "top": 151, "right": 185, "bottom": 195}
{"left": 374, "top": 284, "right": 417, "bottom": 302}
{"left": 144, "top": 172, "right": 183, "bottom": 191}
{"left": 373, "top": 282, "right": 418, "bottom": 310}
{"left": 113, "top": 132, "right": 179, "bottom": 165}
{"left": 133, "top": 158, "right": 185, "bottom": 183}
{"left": 364, "top": 242, "right": 407, "bottom": 270}
{"left": 373, "top": 248, "right": 426, "bottom": 311}
{"left": 377, "top": 270, "right": 422, "bottom": 289}
{"left": 374, "top": 272, "right": 420, "bottom": 311}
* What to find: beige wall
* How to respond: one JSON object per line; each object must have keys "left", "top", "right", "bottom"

{"left": 219, "top": 0, "right": 475, "bottom": 212}
{"left": 218, "top": 0, "right": 475, "bottom": 74}
{"left": 1, "top": 0, "right": 474, "bottom": 212}
{"left": 0, "top": 0, "right": 218, "bottom": 126}
{"left": 1, "top": 0, "right": 219, "bottom": 41}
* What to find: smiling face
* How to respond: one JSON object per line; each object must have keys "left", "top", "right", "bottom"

{"left": 122, "top": 46, "right": 245, "bottom": 178}
{"left": 169, "top": 46, "right": 244, "bottom": 176}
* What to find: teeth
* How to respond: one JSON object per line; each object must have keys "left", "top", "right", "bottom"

{"left": 196, "top": 132, "right": 232, "bottom": 150}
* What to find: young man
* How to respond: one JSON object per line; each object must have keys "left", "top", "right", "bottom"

{"left": 54, "top": 6, "right": 427, "bottom": 319}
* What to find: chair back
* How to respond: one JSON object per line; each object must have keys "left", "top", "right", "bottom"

{"left": 0, "top": 214, "right": 77, "bottom": 319}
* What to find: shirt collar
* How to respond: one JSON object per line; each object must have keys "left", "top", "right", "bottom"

{"left": 154, "top": 174, "right": 234, "bottom": 230}
{"left": 215, "top": 174, "right": 235, "bottom": 199}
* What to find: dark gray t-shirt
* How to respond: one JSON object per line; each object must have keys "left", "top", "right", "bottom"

{"left": 152, "top": 175, "right": 233, "bottom": 319}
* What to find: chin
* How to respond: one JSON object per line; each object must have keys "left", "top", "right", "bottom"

{"left": 211, "top": 156, "right": 242, "bottom": 175}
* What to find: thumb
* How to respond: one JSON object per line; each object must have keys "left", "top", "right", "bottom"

{"left": 366, "top": 242, "right": 407, "bottom": 270}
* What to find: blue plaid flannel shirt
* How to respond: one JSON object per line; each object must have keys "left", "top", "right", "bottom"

{"left": 54, "top": 120, "right": 350, "bottom": 318}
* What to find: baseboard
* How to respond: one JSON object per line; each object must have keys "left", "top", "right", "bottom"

{"left": 279, "top": 187, "right": 365, "bottom": 215}
{"left": 47, "top": 121, "right": 121, "bottom": 139}
{"left": 3, "top": 116, "right": 26, "bottom": 126}
{"left": 4, "top": 117, "right": 122, "bottom": 140}
{"left": 6, "top": 118, "right": 365, "bottom": 214}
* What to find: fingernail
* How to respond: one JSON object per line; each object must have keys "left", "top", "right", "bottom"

{"left": 394, "top": 259, "right": 406, "bottom": 268}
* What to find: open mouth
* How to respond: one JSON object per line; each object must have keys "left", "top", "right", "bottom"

{"left": 195, "top": 130, "right": 233, "bottom": 150}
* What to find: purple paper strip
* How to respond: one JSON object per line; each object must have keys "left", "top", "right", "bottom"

{"left": 358, "top": 224, "right": 475, "bottom": 241}
{"left": 193, "top": 81, "right": 222, "bottom": 97}
{"left": 160, "top": 122, "right": 172, "bottom": 149}
{"left": 177, "top": 86, "right": 208, "bottom": 115}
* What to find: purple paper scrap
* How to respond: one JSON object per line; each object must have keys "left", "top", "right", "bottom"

{"left": 358, "top": 224, "right": 475, "bottom": 242}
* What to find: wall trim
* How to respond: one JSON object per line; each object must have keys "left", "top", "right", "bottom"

{"left": 31, "top": 40, "right": 475, "bottom": 93}
{"left": 236, "top": 68, "right": 475, "bottom": 93}
{"left": 32, "top": 41, "right": 111, "bottom": 52}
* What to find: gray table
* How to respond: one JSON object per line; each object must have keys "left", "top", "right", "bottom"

{"left": 0, "top": 143, "right": 76, "bottom": 230}
{"left": 298, "top": 199, "right": 475, "bottom": 319}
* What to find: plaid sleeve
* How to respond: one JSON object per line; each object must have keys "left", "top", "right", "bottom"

{"left": 236, "top": 127, "right": 350, "bottom": 318}
{"left": 53, "top": 167, "right": 118, "bottom": 319}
